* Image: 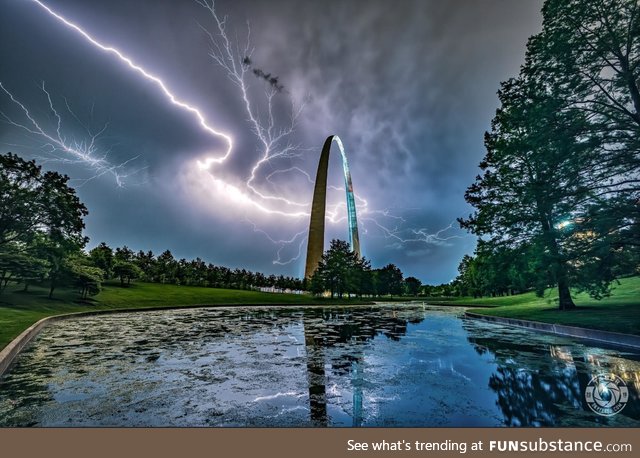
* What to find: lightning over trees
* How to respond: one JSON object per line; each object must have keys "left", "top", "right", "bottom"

{"left": 5, "top": 0, "right": 470, "bottom": 277}
{"left": 459, "top": 0, "right": 640, "bottom": 309}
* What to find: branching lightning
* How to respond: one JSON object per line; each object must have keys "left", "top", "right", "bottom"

{"left": 197, "top": 0, "right": 310, "bottom": 210}
{"left": 246, "top": 219, "right": 308, "bottom": 265}
{"left": 17, "top": 0, "right": 468, "bottom": 268}
{"left": 0, "top": 81, "right": 144, "bottom": 187}
{"left": 363, "top": 220, "right": 469, "bottom": 247}
{"left": 29, "top": 0, "right": 233, "bottom": 164}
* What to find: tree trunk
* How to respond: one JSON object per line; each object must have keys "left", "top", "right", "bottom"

{"left": 49, "top": 282, "right": 55, "bottom": 299}
{"left": 557, "top": 264, "right": 575, "bottom": 310}
{"left": 538, "top": 209, "right": 575, "bottom": 311}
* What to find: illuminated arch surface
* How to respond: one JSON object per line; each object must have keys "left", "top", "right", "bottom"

{"left": 304, "top": 135, "right": 361, "bottom": 279}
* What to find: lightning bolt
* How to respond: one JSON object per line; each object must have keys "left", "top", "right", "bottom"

{"left": 29, "top": 0, "right": 233, "bottom": 165}
{"left": 197, "top": 0, "right": 310, "bottom": 210}
{"left": 29, "top": 0, "right": 309, "bottom": 217}
{"left": 246, "top": 220, "right": 308, "bottom": 265}
{"left": 21, "top": 0, "right": 467, "bottom": 268}
{"left": 364, "top": 220, "right": 470, "bottom": 247}
{"left": 0, "top": 81, "right": 144, "bottom": 187}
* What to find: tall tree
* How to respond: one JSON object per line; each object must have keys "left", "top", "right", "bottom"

{"left": 312, "top": 239, "right": 362, "bottom": 298}
{"left": 458, "top": 0, "right": 640, "bottom": 309}
{"left": 461, "top": 73, "right": 594, "bottom": 308}
{"left": 378, "top": 264, "right": 404, "bottom": 299}
{"left": 403, "top": 276, "right": 422, "bottom": 297}
{"left": 89, "top": 243, "right": 115, "bottom": 278}
{"left": 1, "top": 153, "right": 88, "bottom": 298}
{"left": 1, "top": 152, "right": 87, "bottom": 247}
{"left": 538, "top": 0, "right": 640, "bottom": 285}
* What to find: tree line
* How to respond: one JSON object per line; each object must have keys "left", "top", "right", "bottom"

{"left": 457, "top": 0, "right": 640, "bottom": 309}
{"left": 88, "top": 243, "right": 305, "bottom": 292}
{"left": 0, "top": 152, "right": 300, "bottom": 298}
{"left": 308, "top": 239, "right": 422, "bottom": 298}
{"left": 1, "top": 153, "right": 422, "bottom": 300}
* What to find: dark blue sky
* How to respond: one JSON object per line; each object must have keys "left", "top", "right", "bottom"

{"left": 0, "top": 0, "right": 543, "bottom": 283}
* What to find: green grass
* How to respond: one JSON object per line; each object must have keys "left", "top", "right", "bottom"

{"left": 2, "top": 277, "right": 638, "bottom": 352}
{"left": 0, "top": 281, "right": 371, "bottom": 351}
{"left": 440, "top": 276, "right": 640, "bottom": 336}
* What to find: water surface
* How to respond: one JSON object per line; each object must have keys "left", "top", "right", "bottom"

{"left": 0, "top": 305, "right": 638, "bottom": 427}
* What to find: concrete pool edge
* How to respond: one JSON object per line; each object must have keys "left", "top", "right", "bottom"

{"left": 0, "top": 314, "right": 63, "bottom": 378}
{"left": 465, "top": 311, "right": 640, "bottom": 350}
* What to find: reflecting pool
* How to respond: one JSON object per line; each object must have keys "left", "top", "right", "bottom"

{"left": 0, "top": 305, "right": 639, "bottom": 427}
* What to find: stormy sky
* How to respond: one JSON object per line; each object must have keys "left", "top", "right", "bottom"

{"left": 0, "top": 0, "right": 543, "bottom": 283}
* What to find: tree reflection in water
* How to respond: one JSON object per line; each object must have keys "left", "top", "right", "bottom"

{"left": 464, "top": 319, "right": 640, "bottom": 426}
{"left": 3, "top": 306, "right": 638, "bottom": 427}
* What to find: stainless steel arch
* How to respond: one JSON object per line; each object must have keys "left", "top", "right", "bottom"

{"left": 304, "top": 135, "right": 361, "bottom": 279}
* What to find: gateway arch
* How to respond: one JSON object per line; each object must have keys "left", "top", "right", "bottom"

{"left": 304, "top": 135, "right": 361, "bottom": 278}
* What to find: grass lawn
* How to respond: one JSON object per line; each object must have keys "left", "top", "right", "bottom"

{"left": 0, "top": 281, "right": 371, "bottom": 351}
{"left": 438, "top": 276, "right": 640, "bottom": 336}
{"left": 2, "top": 277, "right": 638, "bottom": 352}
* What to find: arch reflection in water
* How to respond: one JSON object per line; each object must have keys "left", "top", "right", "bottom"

{"left": 302, "top": 307, "right": 419, "bottom": 426}
{"left": 0, "top": 306, "right": 639, "bottom": 427}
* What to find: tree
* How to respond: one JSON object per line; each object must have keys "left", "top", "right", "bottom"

{"left": 460, "top": 0, "right": 640, "bottom": 309}
{"left": 540, "top": 0, "right": 640, "bottom": 171}
{"left": 352, "top": 258, "right": 374, "bottom": 298}
{"left": 156, "top": 250, "right": 177, "bottom": 284}
{"left": 1, "top": 152, "right": 89, "bottom": 298}
{"left": 1, "top": 152, "right": 87, "bottom": 246}
{"left": 310, "top": 239, "right": 364, "bottom": 298}
{"left": 113, "top": 261, "right": 142, "bottom": 287}
{"left": 1, "top": 154, "right": 41, "bottom": 247}
{"left": 134, "top": 250, "right": 156, "bottom": 281}
{"left": 378, "top": 264, "right": 404, "bottom": 299}
{"left": 66, "top": 254, "right": 104, "bottom": 299}
{"left": 460, "top": 48, "right": 609, "bottom": 309}
{"left": 0, "top": 243, "right": 47, "bottom": 293}
{"left": 313, "top": 240, "right": 356, "bottom": 298}
{"left": 114, "top": 246, "right": 135, "bottom": 263}
{"left": 89, "top": 243, "right": 114, "bottom": 278}
{"left": 403, "top": 276, "right": 422, "bottom": 297}
{"left": 309, "top": 269, "right": 326, "bottom": 296}
{"left": 535, "top": 0, "right": 640, "bottom": 298}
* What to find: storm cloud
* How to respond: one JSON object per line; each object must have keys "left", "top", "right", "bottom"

{"left": 0, "top": 0, "right": 543, "bottom": 283}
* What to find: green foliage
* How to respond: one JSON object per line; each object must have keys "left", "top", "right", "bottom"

{"left": 378, "top": 264, "right": 403, "bottom": 298}
{"left": 65, "top": 254, "right": 104, "bottom": 299}
{"left": 0, "top": 243, "right": 47, "bottom": 293}
{"left": 1, "top": 152, "right": 89, "bottom": 298}
{"left": 113, "top": 261, "right": 142, "bottom": 287}
{"left": 89, "top": 243, "right": 114, "bottom": 278}
{"left": 403, "top": 277, "right": 422, "bottom": 296}
{"left": 308, "top": 239, "right": 403, "bottom": 298}
{"left": 459, "top": 0, "right": 640, "bottom": 309}
{"left": 313, "top": 239, "right": 361, "bottom": 298}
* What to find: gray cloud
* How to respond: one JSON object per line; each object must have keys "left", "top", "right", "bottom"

{"left": 0, "top": 0, "right": 542, "bottom": 282}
